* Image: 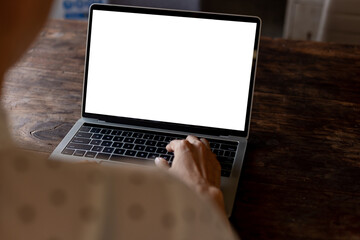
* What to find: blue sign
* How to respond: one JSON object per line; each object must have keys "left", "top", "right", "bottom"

{"left": 62, "top": 0, "right": 106, "bottom": 19}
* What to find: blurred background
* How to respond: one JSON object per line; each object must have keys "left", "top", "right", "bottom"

{"left": 50, "top": 0, "right": 360, "bottom": 45}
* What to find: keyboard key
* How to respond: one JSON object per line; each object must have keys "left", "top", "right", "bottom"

{"left": 165, "top": 137, "right": 176, "bottom": 142}
{"left": 143, "top": 134, "right": 154, "bottom": 140}
{"left": 110, "top": 154, "right": 125, "bottom": 161}
{"left": 111, "top": 130, "right": 122, "bottom": 135}
{"left": 134, "top": 145, "right": 146, "bottom": 151}
{"left": 92, "top": 134, "right": 103, "bottom": 139}
{"left": 96, "top": 153, "right": 110, "bottom": 160}
{"left": 71, "top": 138, "right": 91, "bottom": 144}
{"left": 132, "top": 133, "right": 143, "bottom": 138}
{"left": 124, "top": 137, "right": 135, "bottom": 143}
{"left": 224, "top": 151, "right": 236, "bottom": 157}
{"left": 136, "top": 152, "right": 148, "bottom": 158}
{"left": 101, "top": 129, "right": 112, "bottom": 134}
{"left": 156, "top": 142, "right": 167, "bottom": 148}
{"left": 160, "top": 154, "right": 171, "bottom": 161}
{"left": 154, "top": 135, "right": 165, "bottom": 141}
{"left": 101, "top": 141, "right": 112, "bottom": 146}
{"left": 90, "top": 127, "right": 101, "bottom": 133}
{"left": 221, "top": 163, "right": 233, "bottom": 171}
{"left": 145, "top": 140, "right": 156, "bottom": 146}
{"left": 102, "top": 135, "right": 113, "bottom": 141}
{"left": 156, "top": 148, "right": 167, "bottom": 154}
{"left": 114, "top": 148, "right": 125, "bottom": 155}
{"left": 123, "top": 143, "right": 134, "bottom": 149}
{"left": 85, "top": 151, "right": 96, "bottom": 158}
{"left": 74, "top": 150, "right": 86, "bottom": 157}
{"left": 79, "top": 126, "right": 91, "bottom": 132}
{"left": 92, "top": 146, "right": 103, "bottom": 152}
{"left": 103, "top": 147, "right": 114, "bottom": 153}
{"left": 213, "top": 149, "right": 224, "bottom": 156}
{"left": 75, "top": 132, "right": 92, "bottom": 138}
{"left": 218, "top": 157, "right": 234, "bottom": 165}
{"left": 122, "top": 131, "right": 132, "bottom": 137}
{"left": 67, "top": 143, "right": 92, "bottom": 150}
{"left": 221, "top": 144, "right": 237, "bottom": 151}
{"left": 125, "top": 150, "right": 136, "bottom": 156}
{"left": 61, "top": 148, "right": 74, "bottom": 155}
{"left": 148, "top": 153, "right": 159, "bottom": 158}
{"left": 134, "top": 139, "right": 146, "bottom": 144}
{"left": 113, "top": 136, "right": 124, "bottom": 142}
{"left": 112, "top": 142, "right": 123, "bottom": 148}
{"left": 210, "top": 142, "right": 220, "bottom": 149}
{"left": 145, "top": 146, "right": 156, "bottom": 152}
{"left": 90, "top": 140, "right": 102, "bottom": 145}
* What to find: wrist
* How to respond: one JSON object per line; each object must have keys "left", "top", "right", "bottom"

{"left": 194, "top": 183, "right": 226, "bottom": 215}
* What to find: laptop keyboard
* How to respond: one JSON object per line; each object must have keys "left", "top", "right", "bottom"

{"left": 61, "top": 123, "right": 238, "bottom": 177}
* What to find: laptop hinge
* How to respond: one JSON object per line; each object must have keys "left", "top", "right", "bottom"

{"left": 220, "top": 135, "right": 244, "bottom": 140}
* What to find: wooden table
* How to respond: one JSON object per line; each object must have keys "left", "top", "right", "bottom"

{"left": 2, "top": 19, "right": 360, "bottom": 239}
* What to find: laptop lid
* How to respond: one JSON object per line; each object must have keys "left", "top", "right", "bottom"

{"left": 82, "top": 4, "right": 261, "bottom": 138}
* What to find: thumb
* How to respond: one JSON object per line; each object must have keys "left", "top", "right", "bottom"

{"left": 155, "top": 157, "right": 170, "bottom": 170}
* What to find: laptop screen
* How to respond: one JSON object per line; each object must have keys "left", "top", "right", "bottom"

{"left": 84, "top": 6, "right": 260, "bottom": 135}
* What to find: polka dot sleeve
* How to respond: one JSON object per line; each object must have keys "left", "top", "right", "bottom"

{"left": 0, "top": 109, "right": 238, "bottom": 240}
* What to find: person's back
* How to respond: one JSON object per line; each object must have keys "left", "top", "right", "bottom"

{"left": 0, "top": 1, "right": 238, "bottom": 239}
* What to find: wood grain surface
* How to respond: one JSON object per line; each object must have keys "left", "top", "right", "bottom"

{"left": 2, "top": 19, "right": 360, "bottom": 239}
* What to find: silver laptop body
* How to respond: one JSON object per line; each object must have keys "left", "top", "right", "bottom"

{"left": 50, "top": 4, "right": 261, "bottom": 217}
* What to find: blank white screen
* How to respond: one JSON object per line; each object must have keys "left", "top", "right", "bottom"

{"left": 85, "top": 10, "right": 257, "bottom": 131}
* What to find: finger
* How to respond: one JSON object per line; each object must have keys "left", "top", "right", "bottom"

{"left": 166, "top": 139, "right": 183, "bottom": 152}
{"left": 155, "top": 157, "right": 170, "bottom": 169}
{"left": 199, "top": 138, "right": 211, "bottom": 149}
{"left": 186, "top": 135, "right": 199, "bottom": 144}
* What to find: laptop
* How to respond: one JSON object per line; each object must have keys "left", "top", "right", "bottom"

{"left": 50, "top": 4, "right": 261, "bottom": 217}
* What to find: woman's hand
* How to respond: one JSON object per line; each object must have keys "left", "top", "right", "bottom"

{"left": 155, "top": 135, "right": 225, "bottom": 215}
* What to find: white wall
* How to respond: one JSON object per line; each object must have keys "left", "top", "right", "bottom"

{"left": 284, "top": 0, "right": 360, "bottom": 44}
{"left": 318, "top": 0, "right": 360, "bottom": 45}
{"left": 283, "top": 0, "right": 325, "bottom": 41}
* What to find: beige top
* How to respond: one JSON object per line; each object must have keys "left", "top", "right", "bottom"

{"left": 0, "top": 107, "right": 238, "bottom": 240}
